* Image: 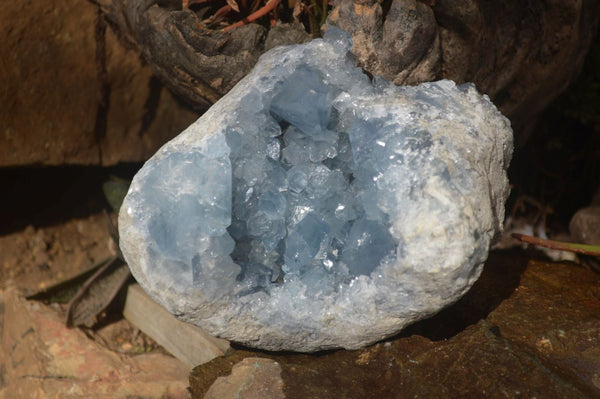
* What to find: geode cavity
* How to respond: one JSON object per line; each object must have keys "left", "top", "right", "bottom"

{"left": 119, "top": 28, "right": 513, "bottom": 352}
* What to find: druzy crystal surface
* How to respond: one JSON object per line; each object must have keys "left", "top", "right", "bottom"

{"left": 119, "top": 28, "right": 513, "bottom": 352}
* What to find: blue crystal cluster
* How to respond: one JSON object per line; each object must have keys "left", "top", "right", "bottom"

{"left": 119, "top": 28, "right": 513, "bottom": 351}
{"left": 226, "top": 66, "right": 397, "bottom": 294}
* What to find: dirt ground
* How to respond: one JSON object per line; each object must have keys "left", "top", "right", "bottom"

{"left": 0, "top": 213, "right": 113, "bottom": 294}
{"left": 0, "top": 164, "right": 170, "bottom": 360}
{"left": 0, "top": 209, "right": 167, "bottom": 355}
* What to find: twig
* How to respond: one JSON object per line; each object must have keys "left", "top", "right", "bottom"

{"left": 223, "top": 0, "right": 280, "bottom": 31}
{"left": 511, "top": 233, "right": 600, "bottom": 257}
{"left": 206, "top": 4, "right": 233, "bottom": 25}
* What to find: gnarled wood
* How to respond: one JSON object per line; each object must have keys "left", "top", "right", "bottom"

{"left": 94, "top": 0, "right": 599, "bottom": 140}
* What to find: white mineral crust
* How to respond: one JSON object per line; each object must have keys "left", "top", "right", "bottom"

{"left": 119, "top": 28, "right": 513, "bottom": 352}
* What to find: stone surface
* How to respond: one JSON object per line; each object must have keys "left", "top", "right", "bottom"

{"left": 119, "top": 30, "right": 513, "bottom": 352}
{"left": 123, "top": 283, "right": 231, "bottom": 368}
{"left": 0, "top": 287, "right": 189, "bottom": 399}
{"left": 190, "top": 253, "right": 600, "bottom": 398}
{"left": 203, "top": 357, "right": 285, "bottom": 399}
{"left": 569, "top": 206, "right": 600, "bottom": 245}
{"left": 487, "top": 259, "right": 600, "bottom": 396}
{"left": 0, "top": 0, "right": 199, "bottom": 166}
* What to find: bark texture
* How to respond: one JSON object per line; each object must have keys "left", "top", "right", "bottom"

{"left": 326, "top": 0, "right": 600, "bottom": 141}
{"left": 94, "top": 0, "right": 600, "bottom": 141}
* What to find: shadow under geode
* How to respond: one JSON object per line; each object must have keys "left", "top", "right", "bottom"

{"left": 191, "top": 251, "right": 600, "bottom": 398}
{"left": 0, "top": 164, "right": 142, "bottom": 235}
{"left": 395, "top": 249, "right": 530, "bottom": 341}
{"left": 229, "top": 249, "right": 530, "bottom": 353}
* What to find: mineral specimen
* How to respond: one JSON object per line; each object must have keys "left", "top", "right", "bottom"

{"left": 119, "top": 28, "right": 513, "bottom": 352}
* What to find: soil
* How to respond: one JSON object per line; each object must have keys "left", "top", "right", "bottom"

{"left": 0, "top": 164, "right": 168, "bottom": 359}
{"left": 0, "top": 213, "right": 113, "bottom": 293}
{"left": 0, "top": 209, "right": 168, "bottom": 352}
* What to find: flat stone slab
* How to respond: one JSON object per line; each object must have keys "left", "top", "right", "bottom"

{"left": 123, "top": 283, "right": 230, "bottom": 368}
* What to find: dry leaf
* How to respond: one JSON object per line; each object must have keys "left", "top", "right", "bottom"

{"left": 226, "top": 0, "right": 240, "bottom": 12}
{"left": 65, "top": 256, "right": 131, "bottom": 328}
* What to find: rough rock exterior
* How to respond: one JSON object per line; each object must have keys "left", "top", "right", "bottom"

{"left": 119, "top": 30, "right": 513, "bottom": 352}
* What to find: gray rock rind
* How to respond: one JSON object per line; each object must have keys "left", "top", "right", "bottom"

{"left": 119, "top": 29, "right": 513, "bottom": 352}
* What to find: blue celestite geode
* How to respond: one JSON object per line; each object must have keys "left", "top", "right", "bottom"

{"left": 119, "top": 28, "right": 513, "bottom": 352}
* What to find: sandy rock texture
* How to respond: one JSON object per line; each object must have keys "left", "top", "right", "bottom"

{"left": 0, "top": 0, "right": 199, "bottom": 166}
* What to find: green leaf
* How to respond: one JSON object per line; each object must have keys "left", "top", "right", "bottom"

{"left": 103, "top": 176, "right": 131, "bottom": 213}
